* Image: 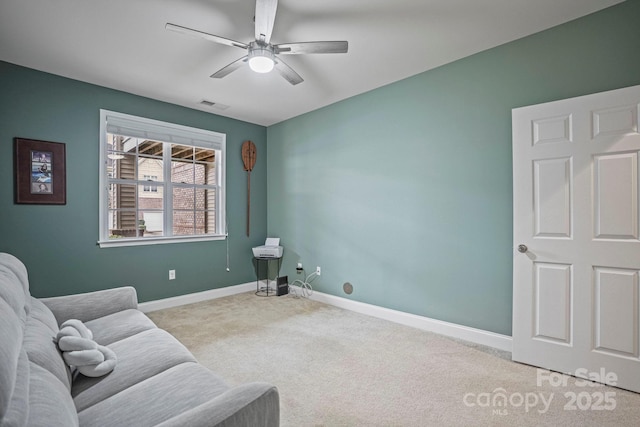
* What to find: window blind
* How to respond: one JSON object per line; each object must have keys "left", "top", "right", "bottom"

{"left": 102, "top": 110, "right": 225, "bottom": 151}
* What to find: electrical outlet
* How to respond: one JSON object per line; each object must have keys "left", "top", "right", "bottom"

{"left": 169, "top": 270, "right": 176, "bottom": 280}
{"left": 316, "top": 266, "right": 321, "bottom": 276}
{"left": 297, "top": 263, "right": 303, "bottom": 269}
{"left": 296, "top": 262, "right": 303, "bottom": 274}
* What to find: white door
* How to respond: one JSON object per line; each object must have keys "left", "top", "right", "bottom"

{"left": 512, "top": 85, "right": 640, "bottom": 393}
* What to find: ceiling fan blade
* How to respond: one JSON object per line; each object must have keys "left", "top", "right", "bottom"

{"left": 166, "top": 23, "right": 248, "bottom": 50}
{"left": 274, "top": 41, "right": 348, "bottom": 55}
{"left": 254, "top": 0, "right": 278, "bottom": 44}
{"left": 211, "top": 56, "right": 248, "bottom": 79}
{"left": 274, "top": 57, "right": 303, "bottom": 85}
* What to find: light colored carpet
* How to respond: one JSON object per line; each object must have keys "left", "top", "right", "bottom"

{"left": 148, "top": 292, "right": 640, "bottom": 426}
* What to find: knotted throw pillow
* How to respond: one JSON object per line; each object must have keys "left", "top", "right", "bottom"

{"left": 55, "top": 319, "right": 117, "bottom": 377}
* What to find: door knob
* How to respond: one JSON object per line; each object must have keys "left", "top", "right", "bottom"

{"left": 517, "top": 244, "right": 528, "bottom": 253}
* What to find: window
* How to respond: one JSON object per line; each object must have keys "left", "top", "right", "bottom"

{"left": 142, "top": 175, "right": 158, "bottom": 192}
{"left": 99, "top": 110, "right": 226, "bottom": 247}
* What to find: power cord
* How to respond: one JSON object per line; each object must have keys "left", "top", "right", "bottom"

{"left": 289, "top": 269, "right": 318, "bottom": 298}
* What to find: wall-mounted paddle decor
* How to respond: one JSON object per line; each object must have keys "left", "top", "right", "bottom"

{"left": 241, "top": 140, "right": 257, "bottom": 236}
{"left": 14, "top": 138, "right": 66, "bottom": 205}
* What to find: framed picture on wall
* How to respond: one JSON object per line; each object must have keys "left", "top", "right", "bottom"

{"left": 14, "top": 138, "right": 66, "bottom": 205}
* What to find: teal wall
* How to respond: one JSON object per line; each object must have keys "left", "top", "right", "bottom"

{"left": 267, "top": 0, "right": 640, "bottom": 335}
{"left": 0, "top": 62, "right": 267, "bottom": 302}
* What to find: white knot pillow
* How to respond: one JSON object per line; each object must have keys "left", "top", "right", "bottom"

{"left": 56, "top": 319, "right": 117, "bottom": 377}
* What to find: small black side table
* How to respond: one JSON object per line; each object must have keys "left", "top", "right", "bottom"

{"left": 254, "top": 256, "right": 282, "bottom": 297}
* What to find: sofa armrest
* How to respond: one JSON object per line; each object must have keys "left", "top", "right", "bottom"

{"left": 157, "top": 383, "right": 279, "bottom": 427}
{"left": 40, "top": 286, "right": 139, "bottom": 325}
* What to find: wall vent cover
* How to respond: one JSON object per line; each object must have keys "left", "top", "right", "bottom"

{"left": 200, "top": 100, "right": 230, "bottom": 110}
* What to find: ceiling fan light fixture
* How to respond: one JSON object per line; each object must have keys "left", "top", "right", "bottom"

{"left": 248, "top": 47, "right": 275, "bottom": 73}
{"left": 167, "top": 0, "right": 349, "bottom": 85}
{"left": 249, "top": 56, "right": 274, "bottom": 73}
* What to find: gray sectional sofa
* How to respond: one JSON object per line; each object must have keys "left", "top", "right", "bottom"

{"left": 0, "top": 253, "right": 279, "bottom": 426}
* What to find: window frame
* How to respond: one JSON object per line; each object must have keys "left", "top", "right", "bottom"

{"left": 98, "top": 110, "right": 226, "bottom": 248}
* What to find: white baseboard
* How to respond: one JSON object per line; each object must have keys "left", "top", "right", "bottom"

{"left": 308, "top": 291, "right": 513, "bottom": 353}
{"left": 138, "top": 282, "right": 512, "bottom": 353}
{"left": 139, "top": 282, "right": 255, "bottom": 313}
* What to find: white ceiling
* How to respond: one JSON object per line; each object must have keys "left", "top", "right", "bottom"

{"left": 0, "top": 0, "right": 625, "bottom": 126}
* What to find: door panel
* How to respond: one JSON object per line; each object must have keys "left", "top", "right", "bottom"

{"left": 593, "top": 152, "right": 638, "bottom": 240}
{"left": 534, "top": 262, "right": 572, "bottom": 344}
{"left": 593, "top": 267, "right": 638, "bottom": 357}
{"left": 533, "top": 114, "right": 573, "bottom": 145}
{"left": 533, "top": 157, "right": 572, "bottom": 238}
{"left": 513, "top": 84, "right": 640, "bottom": 393}
{"left": 592, "top": 104, "right": 638, "bottom": 138}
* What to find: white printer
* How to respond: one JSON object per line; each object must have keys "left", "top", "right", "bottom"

{"left": 252, "top": 237, "right": 283, "bottom": 258}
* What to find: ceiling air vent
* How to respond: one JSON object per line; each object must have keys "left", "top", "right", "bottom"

{"left": 199, "top": 100, "right": 230, "bottom": 110}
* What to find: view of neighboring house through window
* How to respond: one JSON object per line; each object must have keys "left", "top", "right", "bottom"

{"left": 99, "top": 110, "right": 226, "bottom": 247}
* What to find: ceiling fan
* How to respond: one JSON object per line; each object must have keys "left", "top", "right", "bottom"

{"left": 166, "top": 0, "right": 348, "bottom": 85}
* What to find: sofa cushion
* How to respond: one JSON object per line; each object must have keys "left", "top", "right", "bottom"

{"left": 27, "top": 299, "right": 58, "bottom": 332}
{"left": 0, "top": 253, "right": 30, "bottom": 316}
{"left": 77, "top": 362, "right": 229, "bottom": 427}
{"left": 0, "top": 300, "right": 25, "bottom": 423}
{"left": 157, "top": 382, "right": 280, "bottom": 427}
{"left": 0, "top": 254, "right": 31, "bottom": 340}
{"left": 23, "top": 299, "right": 71, "bottom": 389}
{"left": 84, "top": 309, "right": 156, "bottom": 346}
{"left": 41, "top": 287, "right": 138, "bottom": 325}
{"left": 0, "top": 268, "right": 26, "bottom": 323}
{"left": 72, "top": 328, "right": 197, "bottom": 412}
{"left": 27, "top": 363, "right": 78, "bottom": 427}
{"left": 1, "top": 253, "right": 31, "bottom": 426}
{"left": 1, "top": 349, "right": 29, "bottom": 427}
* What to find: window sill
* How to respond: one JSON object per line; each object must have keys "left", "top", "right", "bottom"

{"left": 98, "top": 234, "right": 226, "bottom": 248}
